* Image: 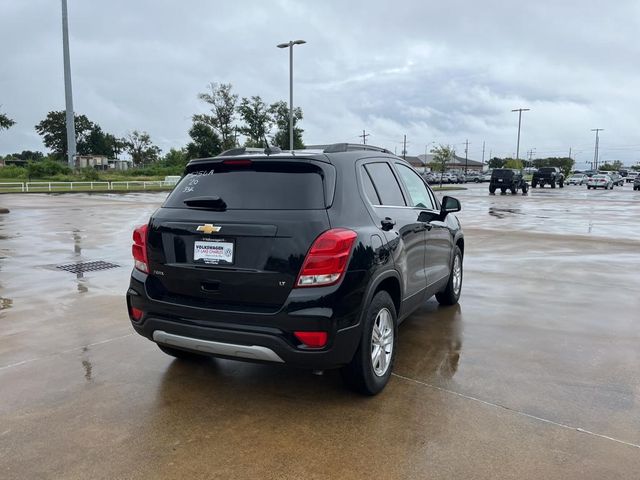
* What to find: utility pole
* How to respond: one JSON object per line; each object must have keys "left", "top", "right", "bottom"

{"left": 359, "top": 130, "right": 370, "bottom": 145}
{"left": 512, "top": 108, "right": 530, "bottom": 162}
{"left": 591, "top": 128, "right": 603, "bottom": 170}
{"left": 527, "top": 148, "right": 535, "bottom": 167}
{"left": 464, "top": 139, "right": 469, "bottom": 173}
{"left": 402, "top": 135, "right": 407, "bottom": 160}
{"left": 481, "top": 141, "right": 485, "bottom": 165}
{"left": 61, "top": 0, "right": 76, "bottom": 169}
{"left": 568, "top": 147, "right": 572, "bottom": 159}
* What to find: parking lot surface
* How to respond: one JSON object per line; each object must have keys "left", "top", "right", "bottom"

{"left": 1, "top": 184, "right": 639, "bottom": 479}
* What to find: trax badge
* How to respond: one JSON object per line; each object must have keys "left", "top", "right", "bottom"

{"left": 196, "top": 224, "right": 221, "bottom": 234}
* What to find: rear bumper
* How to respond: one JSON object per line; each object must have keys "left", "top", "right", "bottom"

{"left": 126, "top": 269, "right": 365, "bottom": 369}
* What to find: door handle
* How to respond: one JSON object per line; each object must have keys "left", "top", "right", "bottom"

{"left": 381, "top": 217, "right": 396, "bottom": 231}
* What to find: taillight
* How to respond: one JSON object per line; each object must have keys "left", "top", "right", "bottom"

{"left": 294, "top": 331, "right": 328, "bottom": 348}
{"left": 296, "top": 228, "right": 357, "bottom": 288}
{"left": 132, "top": 224, "right": 149, "bottom": 273}
{"left": 130, "top": 307, "right": 143, "bottom": 322}
{"left": 223, "top": 159, "right": 252, "bottom": 166}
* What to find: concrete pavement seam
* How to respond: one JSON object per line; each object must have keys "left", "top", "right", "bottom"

{"left": 392, "top": 372, "right": 640, "bottom": 450}
{"left": 0, "top": 333, "right": 134, "bottom": 371}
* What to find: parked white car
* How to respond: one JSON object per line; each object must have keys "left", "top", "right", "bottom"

{"left": 567, "top": 174, "right": 588, "bottom": 185}
{"left": 587, "top": 174, "right": 614, "bottom": 190}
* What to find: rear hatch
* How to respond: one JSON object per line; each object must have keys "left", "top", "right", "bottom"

{"left": 146, "top": 157, "right": 335, "bottom": 312}
{"left": 536, "top": 168, "right": 555, "bottom": 179}
{"left": 492, "top": 169, "right": 514, "bottom": 182}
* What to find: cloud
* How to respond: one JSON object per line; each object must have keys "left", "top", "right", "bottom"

{"left": 1, "top": 0, "right": 639, "bottom": 168}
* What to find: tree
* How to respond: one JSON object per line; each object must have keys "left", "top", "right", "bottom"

{"left": 163, "top": 148, "right": 188, "bottom": 168}
{"left": 599, "top": 160, "right": 623, "bottom": 171}
{"left": 81, "top": 124, "right": 111, "bottom": 156}
{"left": 124, "top": 130, "right": 161, "bottom": 166}
{"left": 429, "top": 144, "right": 455, "bottom": 186}
{"left": 105, "top": 133, "right": 126, "bottom": 159}
{"left": 8, "top": 150, "right": 44, "bottom": 161}
{"left": 504, "top": 158, "right": 523, "bottom": 170}
{"left": 488, "top": 157, "right": 506, "bottom": 169}
{"left": 0, "top": 108, "right": 15, "bottom": 131}
{"left": 532, "top": 157, "right": 574, "bottom": 175}
{"left": 238, "top": 96, "right": 272, "bottom": 147}
{"left": 34, "top": 111, "right": 94, "bottom": 159}
{"left": 270, "top": 101, "right": 304, "bottom": 150}
{"left": 194, "top": 83, "right": 238, "bottom": 150}
{"left": 185, "top": 121, "right": 221, "bottom": 159}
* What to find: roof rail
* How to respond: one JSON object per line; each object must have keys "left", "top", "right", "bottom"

{"left": 322, "top": 143, "right": 393, "bottom": 155}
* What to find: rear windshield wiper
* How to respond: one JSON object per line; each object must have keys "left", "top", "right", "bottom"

{"left": 183, "top": 196, "right": 227, "bottom": 211}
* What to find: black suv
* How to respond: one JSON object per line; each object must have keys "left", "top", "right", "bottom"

{"left": 532, "top": 167, "right": 564, "bottom": 188}
{"left": 489, "top": 168, "right": 528, "bottom": 194}
{"left": 126, "top": 144, "right": 464, "bottom": 395}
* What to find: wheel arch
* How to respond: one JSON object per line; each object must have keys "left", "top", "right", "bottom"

{"left": 361, "top": 269, "right": 403, "bottom": 323}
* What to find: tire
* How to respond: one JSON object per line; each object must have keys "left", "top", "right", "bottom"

{"left": 436, "top": 246, "right": 463, "bottom": 306}
{"left": 559, "top": 180, "right": 564, "bottom": 188}
{"left": 587, "top": 186, "right": 591, "bottom": 189}
{"left": 475, "top": 178, "right": 480, "bottom": 183}
{"left": 510, "top": 186, "right": 517, "bottom": 194}
{"left": 522, "top": 183, "right": 528, "bottom": 194}
{"left": 489, "top": 185, "right": 496, "bottom": 194}
{"left": 500, "top": 187, "right": 506, "bottom": 194}
{"left": 551, "top": 181, "right": 556, "bottom": 189}
{"left": 341, "top": 291, "right": 397, "bottom": 395}
{"left": 157, "top": 344, "right": 208, "bottom": 361}
{"left": 532, "top": 182, "right": 537, "bottom": 188}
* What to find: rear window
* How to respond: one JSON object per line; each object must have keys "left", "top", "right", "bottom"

{"left": 164, "top": 161, "right": 326, "bottom": 210}
{"left": 539, "top": 168, "right": 555, "bottom": 173}
{"left": 493, "top": 169, "right": 514, "bottom": 177}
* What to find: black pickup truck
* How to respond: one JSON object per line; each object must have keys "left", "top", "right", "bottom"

{"left": 532, "top": 167, "right": 564, "bottom": 188}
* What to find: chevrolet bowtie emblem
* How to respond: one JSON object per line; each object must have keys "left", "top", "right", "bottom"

{"left": 196, "top": 224, "right": 221, "bottom": 234}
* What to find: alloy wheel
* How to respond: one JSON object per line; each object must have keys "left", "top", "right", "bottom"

{"left": 371, "top": 308, "right": 394, "bottom": 377}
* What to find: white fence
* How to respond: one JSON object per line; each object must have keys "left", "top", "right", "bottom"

{"left": 0, "top": 180, "right": 178, "bottom": 193}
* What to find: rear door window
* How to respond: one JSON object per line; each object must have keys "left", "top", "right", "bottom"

{"left": 361, "top": 168, "right": 381, "bottom": 204}
{"left": 364, "top": 162, "right": 406, "bottom": 206}
{"left": 164, "top": 161, "right": 326, "bottom": 210}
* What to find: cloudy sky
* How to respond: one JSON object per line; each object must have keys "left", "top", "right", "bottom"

{"left": 1, "top": 0, "right": 640, "bottom": 168}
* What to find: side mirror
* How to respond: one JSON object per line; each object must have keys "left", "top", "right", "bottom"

{"left": 440, "top": 196, "right": 461, "bottom": 217}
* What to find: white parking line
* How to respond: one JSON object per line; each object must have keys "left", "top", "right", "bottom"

{"left": 0, "top": 333, "right": 134, "bottom": 371}
{"left": 392, "top": 372, "right": 640, "bottom": 450}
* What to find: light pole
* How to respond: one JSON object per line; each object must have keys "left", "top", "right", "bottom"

{"left": 61, "top": 0, "right": 76, "bottom": 168}
{"left": 277, "top": 39, "right": 306, "bottom": 151}
{"left": 512, "top": 108, "right": 530, "bottom": 162}
{"left": 591, "top": 128, "right": 603, "bottom": 170}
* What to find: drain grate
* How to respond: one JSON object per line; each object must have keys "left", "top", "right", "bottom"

{"left": 56, "top": 261, "right": 120, "bottom": 274}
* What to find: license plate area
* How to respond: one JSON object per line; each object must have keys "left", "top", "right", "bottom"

{"left": 194, "top": 239, "right": 235, "bottom": 265}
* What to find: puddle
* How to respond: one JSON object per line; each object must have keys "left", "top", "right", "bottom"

{"left": 488, "top": 207, "right": 524, "bottom": 219}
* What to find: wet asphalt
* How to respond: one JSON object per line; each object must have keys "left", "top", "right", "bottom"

{"left": 0, "top": 183, "right": 639, "bottom": 479}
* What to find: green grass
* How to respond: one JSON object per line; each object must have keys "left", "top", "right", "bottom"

{"left": 431, "top": 186, "right": 468, "bottom": 191}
